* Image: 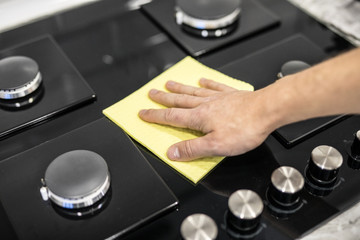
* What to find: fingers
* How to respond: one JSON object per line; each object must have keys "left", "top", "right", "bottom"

{"left": 199, "top": 78, "right": 237, "bottom": 92}
{"left": 166, "top": 80, "right": 218, "bottom": 97}
{"left": 167, "top": 133, "right": 220, "bottom": 161}
{"left": 139, "top": 108, "right": 202, "bottom": 131}
{"left": 148, "top": 89, "right": 205, "bottom": 108}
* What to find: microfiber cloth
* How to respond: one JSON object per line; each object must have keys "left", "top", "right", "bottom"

{"left": 103, "top": 56, "right": 254, "bottom": 184}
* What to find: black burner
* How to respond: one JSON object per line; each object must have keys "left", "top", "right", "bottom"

{"left": 41, "top": 150, "right": 111, "bottom": 209}
{"left": 175, "top": 0, "right": 241, "bottom": 38}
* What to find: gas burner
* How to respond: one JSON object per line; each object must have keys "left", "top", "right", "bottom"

{"left": 0, "top": 56, "right": 42, "bottom": 100}
{"left": 277, "top": 60, "right": 311, "bottom": 78}
{"left": 40, "top": 150, "right": 111, "bottom": 209}
{"left": 175, "top": 0, "right": 242, "bottom": 38}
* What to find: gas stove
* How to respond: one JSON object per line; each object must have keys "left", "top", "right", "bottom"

{"left": 0, "top": 0, "right": 358, "bottom": 239}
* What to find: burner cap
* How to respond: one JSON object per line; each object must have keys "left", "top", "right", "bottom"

{"left": 175, "top": 0, "right": 241, "bottom": 37}
{"left": 41, "top": 150, "right": 110, "bottom": 209}
{"left": 0, "top": 56, "right": 42, "bottom": 100}
{"left": 277, "top": 60, "right": 311, "bottom": 78}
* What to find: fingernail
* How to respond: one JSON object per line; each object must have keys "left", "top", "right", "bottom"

{"left": 168, "top": 146, "right": 180, "bottom": 160}
{"left": 149, "top": 89, "right": 158, "bottom": 95}
{"left": 138, "top": 109, "right": 147, "bottom": 116}
{"left": 167, "top": 80, "right": 175, "bottom": 86}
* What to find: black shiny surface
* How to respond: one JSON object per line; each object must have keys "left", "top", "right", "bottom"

{"left": 0, "top": 0, "right": 358, "bottom": 239}
{"left": 0, "top": 118, "right": 178, "bottom": 240}
{"left": 143, "top": 0, "right": 280, "bottom": 56}
{"left": 0, "top": 36, "right": 96, "bottom": 139}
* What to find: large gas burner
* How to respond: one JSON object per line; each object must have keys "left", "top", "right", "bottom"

{"left": 175, "top": 0, "right": 242, "bottom": 38}
{"left": 40, "top": 150, "right": 111, "bottom": 210}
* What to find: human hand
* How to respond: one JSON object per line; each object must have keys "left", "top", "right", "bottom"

{"left": 139, "top": 78, "right": 274, "bottom": 161}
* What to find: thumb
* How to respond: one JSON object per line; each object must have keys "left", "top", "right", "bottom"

{"left": 167, "top": 134, "right": 217, "bottom": 161}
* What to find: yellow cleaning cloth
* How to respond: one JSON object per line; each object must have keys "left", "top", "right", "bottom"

{"left": 103, "top": 57, "right": 253, "bottom": 183}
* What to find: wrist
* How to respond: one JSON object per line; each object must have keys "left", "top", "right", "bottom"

{"left": 256, "top": 77, "right": 297, "bottom": 133}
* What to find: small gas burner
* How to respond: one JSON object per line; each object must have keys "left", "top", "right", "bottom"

{"left": 0, "top": 56, "right": 42, "bottom": 100}
{"left": 40, "top": 150, "right": 111, "bottom": 210}
{"left": 277, "top": 60, "right": 311, "bottom": 78}
{"left": 175, "top": 0, "right": 242, "bottom": 38}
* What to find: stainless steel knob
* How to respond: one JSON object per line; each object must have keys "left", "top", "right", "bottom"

{"left": 350, "top": 130, "right": 360, "bottom": 158}
{"left": 270, "top": 166, "right": 304, "bottom": 205}
{"left": 309, "top": 145, "right": 343, "bottom": 183}
{"left": 228, "top": 190, "right": 263, "bottom": 232}
{"left": 180, "top": 213, "right": 218, "bottom": 240}
{"left": 347, "top": 130, "right": 360, "bottom": 169}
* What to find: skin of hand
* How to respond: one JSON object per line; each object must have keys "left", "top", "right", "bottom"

{"left": 138, "top": 78, "right": 275, "bottom": 161}
{"left": 139, "top": 47, "right": 360, "bottom": 161}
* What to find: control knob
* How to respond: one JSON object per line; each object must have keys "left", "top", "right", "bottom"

{"left": 227, "top": 189, "right": 263, "bottom": 232}
{"left": 180, "top": 213, "right": 218, "bottom": 240}
{"left": 269, "top": 166, "right": 304, "bottom": 206}
{"left": 308, "top": 145, "right": 343, "bottom": 184}
{"left": 347, "top": 130, "right": 360, "bottom": 169}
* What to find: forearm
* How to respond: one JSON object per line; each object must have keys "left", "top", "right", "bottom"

{"left": 261, "top": 47, "right": 360, "bottom": 131}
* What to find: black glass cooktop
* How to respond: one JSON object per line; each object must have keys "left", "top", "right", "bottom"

{"left": 142, "top": 0, "right": 280, "bottom": 57}
{"left": 220, "top": 34, "right": 347, "bottom": 147}
{"left": 0, "top": 35, "right": 96, "bottom": 140}
{"left": 0, "top": 118, "right": 178, "bottom": 240}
